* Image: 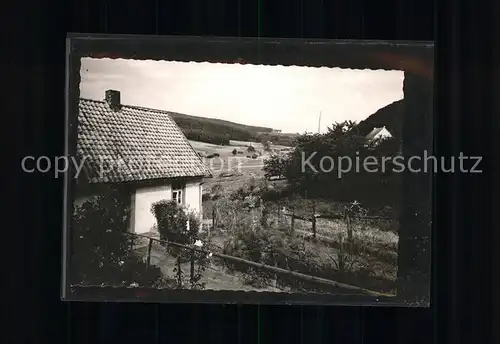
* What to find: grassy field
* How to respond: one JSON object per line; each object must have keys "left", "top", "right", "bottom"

{"left": 189, "top": 139, "right": 290, "bottom": 193}
{"left": 205, "top": 203, "right": 398, "bottom": 292}
{"left": 190, "top": 140, "right": 264, "bottom": 171}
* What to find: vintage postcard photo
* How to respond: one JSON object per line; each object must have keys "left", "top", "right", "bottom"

{"left": 63, "top": 36, "right": 434, "bottom": 306}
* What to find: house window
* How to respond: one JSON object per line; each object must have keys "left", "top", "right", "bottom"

{"left": 172, "top": 181, "right": 185, "bottom": 205}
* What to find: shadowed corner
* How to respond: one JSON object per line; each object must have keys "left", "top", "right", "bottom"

{"left": 89, "top": 52, "right": 125, "bottom": 59}
{"left": 373, "top": 52, "right": 434, "bottom": 80}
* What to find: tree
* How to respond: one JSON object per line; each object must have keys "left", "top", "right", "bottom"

{"left": 263, "top": 120, "right": 401, "bottom": 206}
{"left": 263, "top": 154, "right": 290, "bottom": 180}
{"left": 262, "top": 140, "right": 272, "bottom": 152}
{"left": 151, "top": 200, "right": 208, "bottom": 289}
{"left": 285, "top": 121, "right": 366, "bottom": 198}
{"left": 209, "top": 183, "right": 224, "bottom": 200}
{"left": 70, "top": 187, "right": 167, "bottom": 287}
{"left": 232, "top": 148, "right": 238, "bottom": 155}
{"left": 151, "top": 200, "right": 201, "bottom": 245}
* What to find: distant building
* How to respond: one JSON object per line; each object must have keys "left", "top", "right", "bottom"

{"left": 365, "top": 126, "right": 393, "bottom": 141}
{"left": 364, "top": 126, "right": 402, "bottom": 153}
{"left": 272, "top": 129, "right": 282, "bottom": 133}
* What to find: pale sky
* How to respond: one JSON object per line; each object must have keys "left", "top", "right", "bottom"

{"left": 79, "top": 58, "right": 404, "bottom": 134}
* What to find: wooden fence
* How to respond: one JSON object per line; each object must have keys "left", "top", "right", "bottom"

{"left": 276, "top": 209, "right": 398, "bottom": 265}
{"left": 206, "top": 198, "right": 397, "bottom": 265}
{"left": 281, "top": 210, "right": 394, "bottom": 240}
{"left": 124, "top": 232, "right": 393, "bottom": 297}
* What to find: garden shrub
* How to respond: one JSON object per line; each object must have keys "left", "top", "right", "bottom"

{"left": 150, "top": 200, "right": 208, "bottom": 289}
{"left": 222, "top": 224, "right": 315, "bottom": 285}
{"left": 150, "top": 200, "right": 201, "bottom": 246}
{"left": 213, "top": 195, "right": 259, "bottom": 232}
{"left": 71, "top": 187, "right": 166, "bottom": 287}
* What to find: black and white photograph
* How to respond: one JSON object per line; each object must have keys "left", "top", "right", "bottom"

{"left": 63, "top": 37, "right": 434, "bottom": 306}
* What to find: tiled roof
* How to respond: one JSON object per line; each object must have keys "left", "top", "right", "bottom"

{"left": 77, "top": 98, "right": 212, "bottom": 184}
{"left": 365, "top": 127, "right": 392, "bottom": 140}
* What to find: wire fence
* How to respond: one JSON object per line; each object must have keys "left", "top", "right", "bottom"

{"left": 207, "top": 196, "right": 398, "bottom": 260}
{"left": 123, "top": 231, "right": 393, "bottom": 297}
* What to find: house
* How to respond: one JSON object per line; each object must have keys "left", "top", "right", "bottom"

{"left": 74, "top": 90, "right": 212, "bottom": 234}
{"left": 272, "top": 129, "right": 282, "bottom": 133}
{"left": 363, "top": 125, "right": 404, "bottom": 155}
{"left": 365, "top": 126, "right": 393, "bottom": 141}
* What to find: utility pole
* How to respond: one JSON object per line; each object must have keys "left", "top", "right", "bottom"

{"left": 317, "top": 111, "right": 322, "bottom": 133}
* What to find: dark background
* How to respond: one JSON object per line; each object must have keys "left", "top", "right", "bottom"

{"left": 5, "top": 0, "right": 495, "bottom": 343}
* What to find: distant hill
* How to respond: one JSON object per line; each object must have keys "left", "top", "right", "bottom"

{"left": 356, "top": 99, "right": 404, "bottom": 140}
{"left": 255, "top": 132, "right": 299, "bottom": 147}
{"left": 168, "top": 112, "right": 273, "bottom": 145}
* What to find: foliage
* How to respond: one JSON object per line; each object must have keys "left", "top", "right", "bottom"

{"left": 262, "top": 120, "right": 402, "bottom": 207}
{"left": 209, "top": 183, "right": 224, "bottom": 200}
{"left": 247, "top": 145, "right": 256, "bottom": 153}
{"left": 151, "top": 200, "right": 201, "bottom": 245}
{"left": 229, "top": 177, "right": 269, "bottom": 201}
{"left": 171, "top": 248, "right": 209, "bottom": 290}
{"left": 71, "top": 187, "right": 166, "bottom": 287}
{"left": 213, "top": 195, "right": 260, "bottom": 232}
{"left": 222, "top": 223, "right": 317, "bottom": 289}
{"left": 169, "top": 112, "right": 272, "bottom": 144}
{"left": 286, "top": 121, "right": 366, "bottom": 195}
{"left": 184, "top": 129, "right": 230, "bottom": 145}
{"left": 263, "top": 153, "right": 290, "bottom": 180}
{"left": 232, "top": 148, "right": 238, "bottom": 155}
{"left": 355, "top": 99, "right": 403, "bottom": 140}
{"left": 256, "top": 132, "right": 298, "bottom": 147}
{"left": 150, "top": 200, "right": 208, "bottom": 289}
{"left": 344, "top": 200, "right": 369, "bottom": 218}
{"left": 262, "top": 140, "right": 272, "bottom": 151}
{"left": 206, "top": 177, "right": 398, "bottom": 293}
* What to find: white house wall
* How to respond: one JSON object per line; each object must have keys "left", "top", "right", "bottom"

{"left": 74, "top": 179, "right": 203, "bottom": 235}
{"left": 374, "top": 128, "right": 392, "bottom": 139}
{"left": 184, "top": 179, "right": 203, "bottom": 219}
{"left": 131, "top": 184, "right": 172, "bottom": 234}
{"left": 131, "top": 178, "right": 203, "bottom": 234}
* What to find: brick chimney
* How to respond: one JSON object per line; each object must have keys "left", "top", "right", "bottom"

{"left": 105, "top": 90, "right": 121, "bottom": 111}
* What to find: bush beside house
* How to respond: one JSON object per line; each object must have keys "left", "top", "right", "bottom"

{"left": 70, "top": 187, "right": 166, "bottom": 287}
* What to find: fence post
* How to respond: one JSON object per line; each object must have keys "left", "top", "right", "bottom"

{"left": 260, "top": 200, "right": 268, "bottom": 227}
{"left": 346, "top": 212, "right": 353, "bottom": 243}
{"left": 312, "top": 216, "right": 317, "bottom": 239}
{"left": 311, "top": 200, "right": 317, "bottom": 239}
{"left": 212, "top": 206, "right": 216, "bottom": 230}
{"left": 146, "top": 238, "right": 153, "bottom": 269}
{"left": 176, "top": 256, "right": 182, "bottom": 287}
{"left": 290, "top": 206, "right": 295, "bottom": 233}
{"left": 190, "top": 247, "right": 195, "bottom": 288}
{"left": 277, "top": 202, "right": 281, "bottom": 222}
{"left": 338, "top": 236, "right": 345, "bottom": 271}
